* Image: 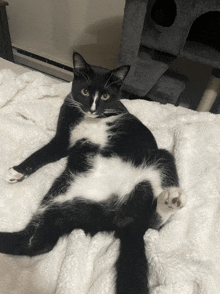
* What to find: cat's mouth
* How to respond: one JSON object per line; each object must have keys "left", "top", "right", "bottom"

{"left": 83, "top": 109, "right": 120, "bottom": 119}
{"left": 84, "top": 111, "right": 99, "bottom": 118}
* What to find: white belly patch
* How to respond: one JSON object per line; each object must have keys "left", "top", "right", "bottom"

{"left": 54, "top": 155, "right": 163, "bottom": 204}
{"left": 69, "top": 115, "right": 120, "bottom": 148}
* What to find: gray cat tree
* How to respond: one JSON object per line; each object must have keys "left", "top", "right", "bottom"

{"left": 119, "top": 0, "right": 220, "bottom": 111}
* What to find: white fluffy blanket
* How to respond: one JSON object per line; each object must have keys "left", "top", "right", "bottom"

{"left": 0, "top": 68, "right": 220, "bottom": 294}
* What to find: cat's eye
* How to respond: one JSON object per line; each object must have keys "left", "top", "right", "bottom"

{"left": 101, "top": 93, "right": 110, "bottom": 100}
{"left": 81, "top": 89, "right": 89, "bottom": 96}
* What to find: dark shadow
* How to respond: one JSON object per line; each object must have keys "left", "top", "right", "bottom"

{"left": 151, "top": 0, "right": 177, "bottom": 27}
{"left": 187, "top": 11, "right": 220, "bottom": 51}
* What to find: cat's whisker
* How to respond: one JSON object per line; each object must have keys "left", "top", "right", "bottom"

{"left": 66, "top": 96, "right": 83, "bottom": 108}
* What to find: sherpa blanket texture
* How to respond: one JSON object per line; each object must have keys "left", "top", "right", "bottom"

{"left": 0, "top": 69, "right": 220, "bottom": 294}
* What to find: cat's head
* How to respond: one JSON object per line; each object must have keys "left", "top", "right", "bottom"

{"left": 71, "top": 52, "right": 130, "bottom": 118}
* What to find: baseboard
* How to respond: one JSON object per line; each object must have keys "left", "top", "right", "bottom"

{"left": 13, "top": 48, "right": 73, "bottom": 81}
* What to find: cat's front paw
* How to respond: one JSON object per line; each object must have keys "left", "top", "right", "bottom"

{"left": 157, "top": 187, "right": 187, "bottom": 224}
{"left": 4, "top": 168, "right": 26, "bottom": 183}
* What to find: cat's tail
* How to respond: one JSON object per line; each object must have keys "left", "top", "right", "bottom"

{"left": 115, "top": 232, "right": 149, "bottom": 294}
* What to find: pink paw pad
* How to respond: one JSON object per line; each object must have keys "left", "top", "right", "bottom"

{"left": 5, "top": 168, "right": 24, "bottom": 183}
{"left": 15, "top": 173, "right": 22, "bottom": 179}
{"left": 157, "top": 187, "right": 187, "bottom": 224}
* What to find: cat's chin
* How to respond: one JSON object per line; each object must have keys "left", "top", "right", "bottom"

{"left": 85, "top": 112, "right": 99, "bottom": 119}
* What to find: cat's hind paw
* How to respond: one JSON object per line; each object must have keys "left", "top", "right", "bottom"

{"left": 157, "top": 187, "right": 187, "bottom": 224}
{"left": 4, "top": 168, "right": 25, "bottom": 183}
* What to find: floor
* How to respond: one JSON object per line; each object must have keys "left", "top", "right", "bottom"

{"left": 171, "top": 57, "right": 220, "bottom": 113}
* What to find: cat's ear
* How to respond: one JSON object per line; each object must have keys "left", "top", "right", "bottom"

{"left": 106, "top": 65, "right": 130, "bottom": 87}
{"left": 72, "top": 52, "right": 93, "bottom": 82}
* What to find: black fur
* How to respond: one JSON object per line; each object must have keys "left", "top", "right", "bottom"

{"left": 1, "top": 52, "right": 180, "bottom": 294}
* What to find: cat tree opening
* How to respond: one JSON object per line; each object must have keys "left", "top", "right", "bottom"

{"left": 182, "top": 11, "right": 220, "bottom": 68}
{"left": 187, "top": 12, "right": 220, "bottom": 51}
{"left": 150, "top": 0, "right": 177, "bottom": 27}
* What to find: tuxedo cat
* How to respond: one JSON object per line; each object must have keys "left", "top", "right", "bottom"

{"left": 3, "top": 52, "right": 186, "bottom": 294}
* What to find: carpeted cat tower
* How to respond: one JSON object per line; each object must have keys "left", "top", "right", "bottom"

{"left": 119, "top": 0, "right": 220, "bottom": 111}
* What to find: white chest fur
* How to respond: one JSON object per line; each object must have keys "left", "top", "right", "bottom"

{"left": 53, "top": 155, "right": 163, "bottom": 204}
{"left": 69, "top": 115, "right": 118, "bottom": 148}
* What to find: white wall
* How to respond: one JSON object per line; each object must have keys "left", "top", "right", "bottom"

{"left": 7, "top": 0, "right": 125, "bottom": 69}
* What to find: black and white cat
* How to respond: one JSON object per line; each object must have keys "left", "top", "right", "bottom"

{"left": 3, "top": 53, "right": 186, "bottom": 294}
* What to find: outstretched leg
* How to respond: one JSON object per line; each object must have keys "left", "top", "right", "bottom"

{"left": 0, "top": 208, "right": 62, "bottom": 256}
{"left": 0, "top": 198, "right": 115, "bottom": 257}
{"left": 4, "top": 135, "right": 68, "bottom": 183}
{"left": 3, "top": 98, "right": 82, "bottom": 183}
